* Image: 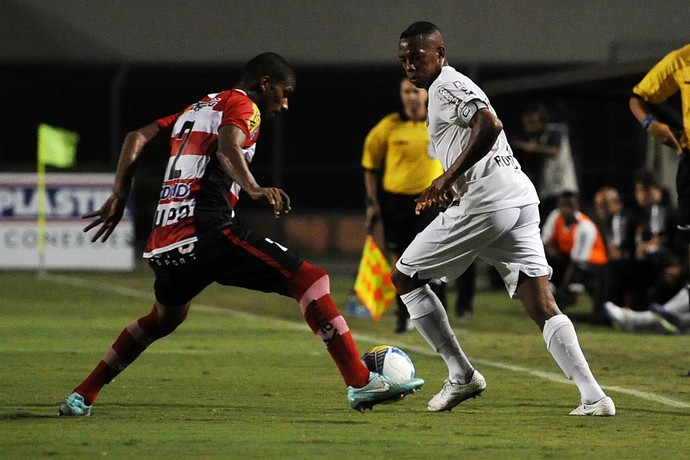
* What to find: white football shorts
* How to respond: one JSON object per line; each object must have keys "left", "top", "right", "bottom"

{"left": 396, "top": 203, "right": 552, "bottom": 298}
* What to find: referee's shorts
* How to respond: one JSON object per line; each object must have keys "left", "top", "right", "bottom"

{"left": 676, "top": 150, "right": 690, "bottom": 243}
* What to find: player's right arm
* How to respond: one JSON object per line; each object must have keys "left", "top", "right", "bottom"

{"left": 215, "top": 124, "right": 290, "bottom": 218}
{"left": 83, "top": 121, "right": 161, "bottom": 242}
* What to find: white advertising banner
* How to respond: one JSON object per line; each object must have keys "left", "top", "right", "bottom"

{"left": 0, "top": 173, "right": 135, "bottom": 270}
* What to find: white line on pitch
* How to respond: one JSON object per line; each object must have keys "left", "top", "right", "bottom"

{"left": 43, "top": 273, "right": 690, "bottom": 409}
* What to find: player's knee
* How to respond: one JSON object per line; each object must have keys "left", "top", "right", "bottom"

{"left": 286, "top": 261, "right": 330, "bottom": 306}
{"left": 153, "top": 302, "right": 189, "bottom": 337}
{"left": 391, "top": 266, "right": 417, "bottom": 295}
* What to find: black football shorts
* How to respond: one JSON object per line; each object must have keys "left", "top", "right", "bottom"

{"left": 148, "top": 221, "right": 303, "bottom": 306}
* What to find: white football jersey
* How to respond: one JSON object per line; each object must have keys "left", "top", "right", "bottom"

{"left": 427, "top": 65, "right": 539, "bottom": 214}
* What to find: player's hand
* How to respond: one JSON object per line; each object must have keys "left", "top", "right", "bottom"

{"left": 82, "top": 194, "right": 126, "bottom": 242}
{"left": 648, "top": 121, "right": 683, "bottom": 155}
{"left": 248, "top": 187, "right": 291, "bottom": 218}
{"left": 414, "top": 172, "right": 459, "bottom": 214}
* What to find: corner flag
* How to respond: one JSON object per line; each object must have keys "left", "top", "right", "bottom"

{"left": 36, "top": 124, "right": 79, "bottom": 273}
{"left": 353, "top": 235, "right": 396, "bottom": 321}
{"left": 38, "top": 124, "right": 79, "bottom": 168}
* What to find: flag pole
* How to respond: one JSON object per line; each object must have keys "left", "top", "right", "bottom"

{"left": 37, "top": 156, "right": 47, "bottom": 276}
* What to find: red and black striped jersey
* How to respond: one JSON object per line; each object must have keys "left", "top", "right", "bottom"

{"left": 143, "top": 89, "right": 261, "bottom": 258}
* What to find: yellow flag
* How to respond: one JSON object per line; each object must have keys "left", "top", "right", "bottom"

{"left": 354, "top": 235, "right": 396, "bottom": 321}
{"left": 38, "top": 124, "right": 79, "bottom": 168}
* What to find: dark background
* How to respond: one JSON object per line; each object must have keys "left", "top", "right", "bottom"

{"left": 0, "top": 60, "right": 675, "bottom": 243}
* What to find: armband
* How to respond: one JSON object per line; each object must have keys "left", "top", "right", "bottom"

{"left": 457, "top": 100, "right": 488, "bottom": 126}
{"left": 641, "top": 115, "right": 655, "bottom": 130}
{"left": 365, "top": 197, "right": 378, "bottom": 206}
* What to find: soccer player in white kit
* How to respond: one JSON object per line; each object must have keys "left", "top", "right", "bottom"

{"left": 394, "top": 22, "right": 615, "bottom": 416}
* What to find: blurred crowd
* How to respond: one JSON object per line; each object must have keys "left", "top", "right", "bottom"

{"left": 513, "top": 104, "right": 688, "bottom": 334}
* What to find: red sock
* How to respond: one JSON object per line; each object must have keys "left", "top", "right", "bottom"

{"left": 287, "top": 262, "right": 370, "bottom": 388}
{"left": 74, "top": 306, "right": 185, "bottom": 404}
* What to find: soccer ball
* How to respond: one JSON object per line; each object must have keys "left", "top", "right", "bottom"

{"left": 361, "top": 345, "right": 416, "bottom": 383}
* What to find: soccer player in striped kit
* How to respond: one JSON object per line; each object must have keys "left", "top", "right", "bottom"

{"left": 394, "top": 22, "right": 614, "bottom": 415}
{"left": 58, "top": 52, "right": 423, "bottom": 416}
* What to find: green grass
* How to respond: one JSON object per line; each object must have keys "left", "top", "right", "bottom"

{"left": 1, "top": 268, "right": 690, "bottom": 459}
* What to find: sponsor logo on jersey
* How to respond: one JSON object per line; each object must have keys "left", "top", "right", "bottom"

{"left": 160, "top": 182, "right": 191, "bottom": 200}
{"left": 452, "top": 81, "right": 477, "bottom": 98}
{"left": 247, "top": 103, "right": 261, "bottom": 138}
{"left": 152, "top": 200, "right": 195, "bottom": 228}
{"left": 438, "top": 87, "right": 460, "bottom": 106}
{"left": 188, "top": 97, "right": 221, "bottom": 112}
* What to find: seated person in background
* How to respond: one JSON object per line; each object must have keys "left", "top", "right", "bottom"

{"left": 629, "top": 170, "right": 685, "bottom": 308}
{"left": 604, "top": 171, "right": 689, "bottom": 333}
{"left": 593, "top": 187, "right": 638, "bottom": 261}
{"left": 592, "top": 186, "right": 639, "bottom": 308}
{"left": 542, "top": 191, "right": 609, "bottom": 324}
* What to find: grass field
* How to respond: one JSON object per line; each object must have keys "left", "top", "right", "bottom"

{"left": 2, "top": 266, "right": 690, "bottom": 459}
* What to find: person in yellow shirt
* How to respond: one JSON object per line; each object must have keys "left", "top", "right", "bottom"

{"left": 362, "top": 77, "right": 476, "bottom": 332}
{"left": 630, "top": 44, "right": 690, "bottom": 372}
{"left": 630, "top": 44, "right": 690, "bottom": 257}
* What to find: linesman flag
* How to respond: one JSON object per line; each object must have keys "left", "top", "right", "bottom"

{"left": 354, "top": 235, "right": 396, "bottom": 321}
{"left": 36, "top": 123, "right": 79, "bottom": 272}
{"left": 38, "top": 123, "right": 79, "bottom": 168}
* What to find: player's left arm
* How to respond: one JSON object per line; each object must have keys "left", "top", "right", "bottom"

{"left": 416, "top": 103, "right": 501, "bottom": 213}
{"left": 216, "top": 124, "right": 290, "bottom": 218}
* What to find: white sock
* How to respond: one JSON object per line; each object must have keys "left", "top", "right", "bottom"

{"left": 661, "top": 287, "right": 689, "bottom": 315}
{"left": 400, "top": 285, "right": 474, "bottom": 383}
{"left": 542, "top": 314, "right": 606, "bottom": 404}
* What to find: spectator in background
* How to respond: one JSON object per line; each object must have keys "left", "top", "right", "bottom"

{"left": 632, "top": 170, "right": 684, "bottom": 305}
{"left": 542, "top": 191, "right": 609, "bottom": 324}
{"left": 512, "top": 103, "right": 579, "bottom": 220}
{"left": 603, "top": 171, "right": 687, "bottom": 334}
{"left": 361, "top": 76, "right": 477, "bottom": 332}
{"left": 592, "top": 186, "right": 639, "bottom": 308}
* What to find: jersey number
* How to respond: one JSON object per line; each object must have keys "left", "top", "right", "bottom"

{"left": 168, "top": 120, "right": 195, "bottom": 180}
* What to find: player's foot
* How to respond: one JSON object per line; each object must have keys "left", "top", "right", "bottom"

{"left": 427, "top": 369, "right": 486, "bottom": 412}
{"left": 347, "top": 372, "right": 424, "bottom": 412}
{"left": 58, "top": 392, "right": 92, "bottom": 416}
{"left": 569, "top": 396, "right": 616, "bottom": 416}
{"left": 604, "top": 301, "right": 633, "bottom": 332}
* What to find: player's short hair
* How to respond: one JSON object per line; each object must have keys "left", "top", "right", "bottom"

{"left": 241, "top": 52, "right": 295, "bottom": 85}
{"left": 400, "top": 21, "right": 440, "bottom": 39}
